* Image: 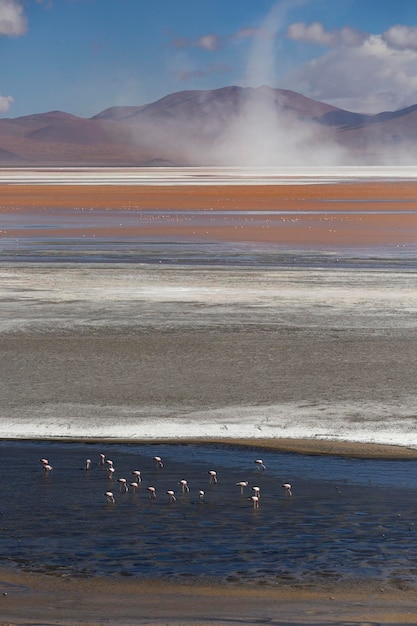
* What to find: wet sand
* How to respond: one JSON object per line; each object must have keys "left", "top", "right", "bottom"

{"left": 2, "top": 178, "right": 417, "bottom": 623}
{"left": 1, "top": 567, "right": 417, "bottom": 626}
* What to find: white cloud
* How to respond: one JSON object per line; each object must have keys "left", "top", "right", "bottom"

{"left": 0, "top": 0, "right": 27, "bottom": 36}
{"left": 193, "top": 33, "right": 223, "bottom": 51}
{"left": 286, "top": 21, "right": 368, "bottom": 48}
{"left": 382, "top": 25, "right": 417, "bottom": 51}
{"left": 285, "top": 26, "right": 417, "bottom": 113}
{"left": 0, "top": 93, "right": 14, "bottom": 113}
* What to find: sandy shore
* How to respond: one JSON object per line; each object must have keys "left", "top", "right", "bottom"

{"left": 1, "top": 567, "right": 417, "bottom": 625}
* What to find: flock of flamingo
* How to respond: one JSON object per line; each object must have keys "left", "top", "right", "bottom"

{"left": 39, "top": 454, "right": 292, "bottom": 509}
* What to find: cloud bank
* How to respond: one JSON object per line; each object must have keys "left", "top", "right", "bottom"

{"left": 285, "top": 22, "right": 417, "bottom": 113}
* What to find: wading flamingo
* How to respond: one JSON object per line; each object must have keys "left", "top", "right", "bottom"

{"left": 131, "top": 470, "right": 142, "bottom": 483}
{"left": 153, "top": 456, "right": 164, "bottom": 469}
{"left": 105, "top": 491, "right": 115, "bottom": 503}
{"left": 166, "top": 490, "right": 176, "bottom": 502}
{"left": 282, "top": 483, "right": 292, "bottom": 496}
{"left": 250, "top": 495, "right": 259, "bottom": 509}
{"left": 252, "top": 486, "right": 260, "bottom": 498}
{"left": 117, "top": 478, "right": 128, "bottom": 493}
{"left": 179, "top": 479, "right": 190, "bottom": 493}
{"left": 208, "top": 470, "right": 217, "bottom": 484}
{"left": 147, "top": 486, "right": 157, "bottom": 499}
{"left": 255, "top": 459, "right": 266, "bottom": 471}
{"left": 236, "top": 481, "right": 249, "bottom": 495}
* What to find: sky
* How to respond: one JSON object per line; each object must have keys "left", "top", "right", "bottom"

{"left": 1, "top": 0, "right": 417, "bottom": 119}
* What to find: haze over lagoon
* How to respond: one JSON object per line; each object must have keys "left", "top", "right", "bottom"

{"left": 2, "top": 166, "right": 417, "bottom": 625}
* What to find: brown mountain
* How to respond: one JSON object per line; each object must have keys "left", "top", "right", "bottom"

{"left": 0, "top": 85, "right": 416, "bottom": 166}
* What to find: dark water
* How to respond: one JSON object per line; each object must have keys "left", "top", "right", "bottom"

{"left": 2, "top": 440, "right": 417, "bottom": 588}
{"left": 3, "top": 237, "right": 417, "bottom": 270}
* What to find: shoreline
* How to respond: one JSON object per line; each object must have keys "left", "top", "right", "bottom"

{"left": 1, "top": 566, "right": 417, "bottom": 625}
{"left": 3, "top": 435, "right": 417, "bottom": 460}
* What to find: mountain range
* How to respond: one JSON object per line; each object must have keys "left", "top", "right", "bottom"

{"left": 1, "top": 85, "right": 417, "bottom": 166}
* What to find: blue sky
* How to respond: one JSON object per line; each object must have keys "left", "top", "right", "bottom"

{"left": 1, "top": 0, "right": 417, "bottom": 118}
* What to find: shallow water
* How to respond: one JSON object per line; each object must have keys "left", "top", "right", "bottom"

{"left": 1, "top": 440, "right": 417, "bottom": 588}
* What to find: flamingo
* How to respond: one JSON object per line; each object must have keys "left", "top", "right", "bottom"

{"left": 208, "top": 470, "right": 217, "bottom": 484}
{"left": 131, "top": 470, "right": 142, "bottom": 483}
{"left": 250, "top": 495, "right": 259, "bottom": 509}
{"left": 105, "top": 491, "right": 115, "bottom": 503}
{"left": 255, "top": 459, "right": 266, "bottom": 471}
{"left": 252, "top": 486, "right": 261, "bottom": 498}
{"left": 99, "top": 454, "right": 106, "bottom": 466}
{"left": 43, "top": 464, "right": 53, "bottom": 474}
{"left": 199, "top": 490, "right": 205, "bottom": 501}
{"left": 236, "top": 481, "right": 249, "bottom": 495}
{"left": 166, "top": 490, "right": 176, "bottom": 502}
{"left": 282, "top": 483, "right": 292, "bottom": 496}
{"left": 39, "top": 458, "right": 49, "bottom": 466}
{"left": 85, "top": 459, "right": 91, "bottom": 471}
{"left": 106, "top": 459, "right": 114, "bottom": 469}
{"left": 153, "top": 456, "right": 163, "bottom": 469}
{"left": 179, "top": 479, "right": 189, "bottom": 493}
{"left": 107, "top": 467, "right": 115, "bottom": 479}
{"left": 117, "top": 478, "right": 128, "bottom": 493}
{"left": 147, "top": 486, "right": 157, "bottom": 499}
{"left": 129, "top": 482, "right": 139, "bottom": 493}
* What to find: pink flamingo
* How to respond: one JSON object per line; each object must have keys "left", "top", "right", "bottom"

{"left": 236, "top": 481, "right": 248, "bottom": 495}
{"left": 131, "top": 470, "right": 142, "bottom": 483}
{"left": 85, "top": 459, "right": 91, "bottom": 471}
{"left": 105, "top": 491, "right": 115, "bottom": 503}
{"left": 166, "top": 490, "right": 176, "bottom": 502}
{"left": 179, "top": 479, "right": 189, "bottom": 493}
{"left": 153, "top": 456, "right": 164, "bottom": 469}
{"left": 147, "top": 486, "right": 157, "bottom": 499}
{"left": 252, "top": 486, "right": 260, "bottom": 498}
{"left": 117, "top": 478, "right": 128, "bottom": 493}
{"left": 107, "top": 466, "right": 115, "bottom": 479}
{"left": 250, "top": 495, "right": 259, "bottom": 509}
{"left": 208, "top": 470, "right": 217, "bottom": 484}
{"left": 130, "top": 482, "right": 139, "bottom": 493}
{"left": 99, "top": 454, "right": 106, "bottom": 466}
{"left": 255, "top": 459, "right": 266, "bottom": 471}
{"left": 282, "top": 483, "right": 292, "bottom": 496}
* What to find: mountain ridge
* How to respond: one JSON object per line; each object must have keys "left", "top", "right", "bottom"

{"left": 0, "top": 85, "right": 416, "bottom": 166}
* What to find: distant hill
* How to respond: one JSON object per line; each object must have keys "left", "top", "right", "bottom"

{"left": 1, "top": 85, "right": 416, "bottom": 165}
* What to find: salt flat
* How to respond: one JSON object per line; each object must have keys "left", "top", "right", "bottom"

{"left": 1, "top": 263, "right": 417, "bottom": 448}
{"left": 2, "top": 165, "right": 417, "bottom": 184}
